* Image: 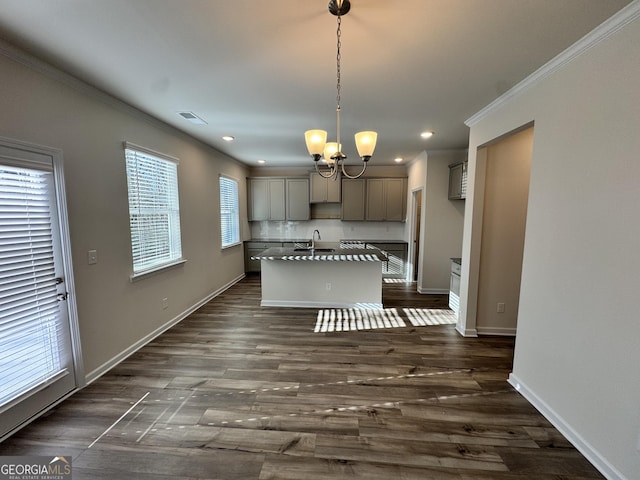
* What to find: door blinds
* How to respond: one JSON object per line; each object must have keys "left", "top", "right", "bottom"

{"left": 0, "top": 164, "right": 65, "bottom": 409}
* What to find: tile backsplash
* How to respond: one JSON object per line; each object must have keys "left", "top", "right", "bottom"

{"left": 249, "top": 219, "right": 407, "bottom": 242}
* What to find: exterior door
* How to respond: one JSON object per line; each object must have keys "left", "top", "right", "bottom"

{"left": 0, "top": 137, "right": 82, "bottom": 439}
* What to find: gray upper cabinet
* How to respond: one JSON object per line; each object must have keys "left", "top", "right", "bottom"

{"left": 286, "top": 178, "right": 310, "bottom": 221}
{"left": 366, "top": 178, "right": 407, "bottom": 221}
{"left": 341, "top": 178, "right": 366, "bottom": 220}
{"left": 248, "top": 177, "right": 309, "bottom": 221}
{"left": 342, "top": 177, "right": 407, "bottom": 221}
{"left": 310, "top": 172, "right": 341, "bottom": 203}
{"left": 448, "top": 161, "right": 467, "bottom": 200}
{"left": 248, "top": 178, "right": 285, "bottom": 221}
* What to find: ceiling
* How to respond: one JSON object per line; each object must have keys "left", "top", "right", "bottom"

{"left": 0, "top": 0, "right": 632, "bottom": 167}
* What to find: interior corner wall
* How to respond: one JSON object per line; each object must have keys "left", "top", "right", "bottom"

{"left": 407, "top": 151, "right": 428, "bottom": 288}
{"left": 476, "top": 128, "right": 532, "bottom": 335}
{"left": 463, "top": 13, "right": 640, "bottom": 480}
{"left": 0, "top": 51, "right": 250, "bottom": 379}
{"left": 421, "top": 151, "right": 466, "bottom": 293}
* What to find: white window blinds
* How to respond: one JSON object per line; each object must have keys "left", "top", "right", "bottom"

{"left": 124, "top": 143, "right": 182, "bottom": 275}
{"left": 219, "top": 175, "right": 240, "bottom": 248}
{"left": 0, "top": 165, "right": 65, "bottom": 408}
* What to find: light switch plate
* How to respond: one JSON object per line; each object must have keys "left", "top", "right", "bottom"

{"left": 87, "top": 249, "right": 98, "bottom": 265}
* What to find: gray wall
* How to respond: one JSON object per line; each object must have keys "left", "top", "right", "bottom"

{"left": 461, "top": 8, "right": 640, "bottom": 479}
{"left": 476, "top": 128, "right": 532, "bottom": 335}
{"left": 0, "top": 49, "right": 250, "bottom": 379}
{"left": 408, "top": 150, "right": 465, "bottom": 293}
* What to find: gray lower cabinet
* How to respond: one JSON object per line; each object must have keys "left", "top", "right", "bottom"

{"left": 368, "top": 242, "right": 408, "bottom": 278}
{"left": 449, "top": 260, "right": 461, "bottom": 314}
{"left": 244, "top": 241, "right": 282, "bottom": 272}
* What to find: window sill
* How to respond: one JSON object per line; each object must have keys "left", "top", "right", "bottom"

{"left": 222, "top": 241, "right": 242, "bottom": 250}
{"left": 130, "top": 259, "right": 187, "bottom": 282}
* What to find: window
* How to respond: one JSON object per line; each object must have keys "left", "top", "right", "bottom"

{"left": 124, "top": 142, "right": 183, "bottom": 277}
{"left": 219, "top": 175, "right": 240, "bottom": 248}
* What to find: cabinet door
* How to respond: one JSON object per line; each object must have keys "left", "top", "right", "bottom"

{"left": 326, "top": 175, "right": 341, "bottom": 202}
{"left": 310, "top": 173, "right": 341, "bottom": 203}
{"left": 448, "top": 162, "right": 466, "bottom": 200}
{"left": 286, "top": 178, "right": 310, "bottom": 220}
{"left": 366, "top": 178, "right": 386, "bottom": 221}
{"left": 384, "top": 178, "right": 407, "bottom": 221}
{"left": 248, "top": 178, "right": 269, "bottom": 221}
{"left": 341, "top": 178, "right": 366, "bottom": 220}
{"left": 248, "top": 178, "right": 286, "bottom": 221}
{"left": 268, "top": 179, "right": 286, "bottom": 220}
{"left": 310, "top": 173, "right": 326, "bottom": 203}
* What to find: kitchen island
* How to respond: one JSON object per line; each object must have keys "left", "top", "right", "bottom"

{"left": 252, "top": 247, "right": 387, "bottom": 308}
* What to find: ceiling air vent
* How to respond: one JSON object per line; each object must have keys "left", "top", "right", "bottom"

{"left": 177, "top": 111, "right": 207, "bottom": 125}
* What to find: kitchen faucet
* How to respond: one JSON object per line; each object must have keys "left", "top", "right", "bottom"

{"left": 311, "top": 229, "right": 321, "bottom": 251}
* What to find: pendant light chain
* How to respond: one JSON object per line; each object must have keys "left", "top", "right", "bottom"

{"left": 335, "top": 13, "right": 342, "bottom": 149}
{"left": 304, "top": 0, "right": 376, "bottom": 180}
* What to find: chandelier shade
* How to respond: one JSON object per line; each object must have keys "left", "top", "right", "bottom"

{"left": 304, "top": 130, "right": 327, "bottom": 158}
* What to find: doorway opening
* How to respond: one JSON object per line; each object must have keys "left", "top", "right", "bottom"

{"left": 410, "top": 188, "right": 422, "bottom": 284}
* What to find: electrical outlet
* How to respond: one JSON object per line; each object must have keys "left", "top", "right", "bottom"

{"left": 162, "top": 298, "right": 169, "bottom": 309}
{"left": 325, "top": 282, "right": 332, "bottom": 291}
{"left": 87, "top": 249, "right": 98, "bottom": 265}
{"left": 497, "top": 302, "right": 505, "bottom": 313}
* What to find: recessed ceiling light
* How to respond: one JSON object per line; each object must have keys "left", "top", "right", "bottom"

{"left": 394, "top": 157, "right": 403, "bottom": 163}
{"left": 222, "top": 135, "right": 235, "bottom": 142}
{"left": 420, "top": 131, "right": 434, "bottom": 139}
{"left": 257, "top": 159, "right": 266, "bottom": 164}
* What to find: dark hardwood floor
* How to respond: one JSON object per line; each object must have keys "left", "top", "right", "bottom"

{"left": 0, "top": 275, "right": 603, "bottom": 479}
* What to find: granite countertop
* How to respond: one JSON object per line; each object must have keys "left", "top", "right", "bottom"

{"left": 340, "top": 239, "right": 408, "bottom": 244}
{"left": 245, "top": 238, "right": 311, "bottom": 243}
{"left": 251, "top": 247, "right": 387, "bottom": 262}
{"left": 247, "top": 238, "right": 408, "bottom": 245}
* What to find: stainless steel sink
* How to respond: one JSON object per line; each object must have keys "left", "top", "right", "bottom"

{"left": 293, "top": 248, "right": 335, "bottom": 252}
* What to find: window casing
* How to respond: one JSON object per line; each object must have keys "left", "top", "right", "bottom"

{"left": 124, "top": 143, "right": 183, "bottom": 277}
{"left": 219, "top": 175, "right": 240, "bottom": 248}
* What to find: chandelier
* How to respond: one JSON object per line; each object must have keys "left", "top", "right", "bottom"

{"left": 304, "top": 0, "right": 377, "bottom": 179}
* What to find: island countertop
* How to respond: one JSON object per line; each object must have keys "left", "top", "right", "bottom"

{"left": 251, "top": 247, "right": 387, "bottom": 262}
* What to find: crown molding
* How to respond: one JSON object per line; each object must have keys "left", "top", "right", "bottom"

{"left": 465, "top": 0, "right": 640, "bottom": 127}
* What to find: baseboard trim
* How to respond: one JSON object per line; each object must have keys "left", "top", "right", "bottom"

{"left": 508, "top": 374, "right": 627, "bottom": 480}
{"left": 476, "top": 326, "right": 517, "bottom": 336}
{"left": 261, "top": 300, "right": 383, "bottom": 309}
{"left": 85, "top": 273, "right": 245, "bottom": 384}
{"left": 455, "top": 324, "right": 478, "bottom": 337}
{"left": 419, "top": 287, "right": 449, "bottom": 294}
